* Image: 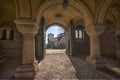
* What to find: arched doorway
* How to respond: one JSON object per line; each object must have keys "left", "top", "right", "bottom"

{"left": 35, "top": 0, "right": 94, "bottom": 61}
{"left": 35, "top": 23, "right": 67, "bottom": 61}
{"left": 45, "top": 25, "right": 66, "bottom": 54}
{"left": 46, "top": 25, "right": 66, "bottom": 49}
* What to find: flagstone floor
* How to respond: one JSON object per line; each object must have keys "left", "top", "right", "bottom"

{"left": 35, "top": 49, "right": 112, "bottom": 80}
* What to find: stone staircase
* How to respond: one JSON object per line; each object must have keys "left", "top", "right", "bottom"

{"left": 0, "top": 52, "right": 8, "bottom": 64}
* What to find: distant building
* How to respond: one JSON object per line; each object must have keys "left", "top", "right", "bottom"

{"left": 47, "top": 33, "right": 66, "bottom": 49}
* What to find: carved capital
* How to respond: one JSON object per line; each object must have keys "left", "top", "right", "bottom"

{"left": 14, "top": 19, "right": 39, "bottom": 35}
{"left": 93, "top": 24, "right": 105, "bottom": 35}
{"left": 85, "top": 24, "right": 105, "bottom": 36}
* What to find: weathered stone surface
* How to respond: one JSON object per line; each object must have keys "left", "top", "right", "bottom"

{"left": 35, "top": 49, "right": 112, "bottom": 80}
{"left": 35, "top": 50, "right": 77, "bottom": 80}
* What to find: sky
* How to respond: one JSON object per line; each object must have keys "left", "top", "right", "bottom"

{"left": 46, "top": 26, "right": 64, "bottom": 44}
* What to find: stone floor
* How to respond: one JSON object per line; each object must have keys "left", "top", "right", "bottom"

{"left": 35, "top": 49, "right": 112, "bottom": 80}
{"left": 0, "top": 56, "right": 21, "bottom": 79}
{"left": 100, "top": 57, "right": 120, "bottom": 79}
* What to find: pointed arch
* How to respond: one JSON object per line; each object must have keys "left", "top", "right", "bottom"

{"left": 97, "top": 0, "right": 113, "bottom": 24}
{"left": 36, "top": 0, "right": 93, "bottom": 28}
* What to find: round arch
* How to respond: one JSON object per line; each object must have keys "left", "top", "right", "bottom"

{"left": 46, "top": 23, "right": 67, "bottom": 32}
{"left": 46, "top": 25, "right": 66, "bottom": 49}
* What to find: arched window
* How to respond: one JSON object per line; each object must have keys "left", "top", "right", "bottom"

{"left": 78, "top": 30, "right": 82, "bottom": 38}
{"left": 9, "top": 30, "right": 14, "bottom": 40}
{"left": 75, "top": 30, "right": 78, "bottom": 38}
{"left": 1, "top": 29, "right": 7, "bottom": 40}
{"left": 75, "top": 25, "right": 84, "bottom": 39}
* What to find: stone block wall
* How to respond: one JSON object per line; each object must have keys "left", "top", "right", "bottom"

{"left": 72, "top": 32, "right": 90, "bottom": 57}
{"left": 0, "top": 22, "right": 23, "bottom": 57}
{"left": 100, "top": 27, "right": 117, "bottom": 59}
{"left": 0, "top": 40, "right": 23, "bottom": 57}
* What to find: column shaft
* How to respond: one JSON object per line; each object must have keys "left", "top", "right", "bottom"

{"left": 22, "top": 34, "right": 35, "bottom": 64}
{"left": 86, "top": 28, "right": 106, "bottom": 69}
{"left": 91, "top": 34, "right": 101, "bottom": 57}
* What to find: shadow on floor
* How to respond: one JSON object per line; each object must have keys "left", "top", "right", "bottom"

{"left": 67, "top": 53, "right": 115, "bottom": 79}
{"left": 99, "top": 57, "right": 120, "bottom": 79}
{"left": 0, "top": 56, "right": 21, "bottom": 79}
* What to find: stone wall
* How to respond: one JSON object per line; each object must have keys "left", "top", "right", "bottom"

{"left": 72, "top": 31, "right": 90, "bottom": 57}
{"left": 117, "top": 34, "right": 120, "bottom": 61}
{"left": 0, "top": 40, "right": 23, "bottom": 57}
{"left": 0, "top": 22, "right": 23, "bottom": 57}
{"left": 100, "top": 27, "right": 117, "bottom": 59}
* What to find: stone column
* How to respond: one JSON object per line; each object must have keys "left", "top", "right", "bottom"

{"left": 22, "top": 34, "right": 35, "bottom": 64}
{"left": 86, "top": 25, "right": 106, "bottom": 69}
{"left": 14, "top": 19, "right": 38, "bottom": 79}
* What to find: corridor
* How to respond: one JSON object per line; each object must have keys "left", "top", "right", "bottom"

{"left": 35, "top": 49, "right": 112, "bottom": 80}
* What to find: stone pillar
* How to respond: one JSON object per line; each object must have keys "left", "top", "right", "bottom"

{"left": 22, "top": 34, "right": 35, "bottom": 63}
{"left": 86, "top": 26, "right": 106, "bottom": 69}
{"left": 14, "top": 19, "right": 38, "bottom": 79}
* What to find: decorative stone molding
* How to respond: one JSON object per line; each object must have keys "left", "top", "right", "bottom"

{"left": 14, "top": 19, "right": 38, "bottom": 35}
{"left": 85, "top": 24, "right": 105, "bottom": 36}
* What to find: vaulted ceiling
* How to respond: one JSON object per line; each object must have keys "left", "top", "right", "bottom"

{"left": 0, "top": 0, "right": 120, "bottom": 28}
{"left": 106, "top": 0, "right": 120, "bottom": 27}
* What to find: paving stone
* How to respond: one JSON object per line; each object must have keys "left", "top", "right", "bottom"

{"left": 35, "top": 50, "right": 112, "bottom": 80}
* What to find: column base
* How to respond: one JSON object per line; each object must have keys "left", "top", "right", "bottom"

{"left": 86, "top": 56, "right": 106, "bottom": 69}
{"left": 15, "top": 63, "right": 35, "bottom": 79}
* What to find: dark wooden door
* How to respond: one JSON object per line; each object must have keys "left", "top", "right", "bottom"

{"left": 67, "top": 20, "right": 73, "bottom": 55}
{"left": 40, "top": 16, "right": 46, "bottom": 59}
{"left": 35, "top": 16, "right": 46, "bottom": 61}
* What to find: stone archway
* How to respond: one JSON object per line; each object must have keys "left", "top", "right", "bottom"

{"left": 35, "top": 22, "right": 67, "bottom": 60}
{"left": 46, "top": 24, "right": 66, "bottom": 49}
{"left": 35, "top": 0, "right": 94, "bottom": 59}
{"left": 36, "top": 0, "right": 93, "bottom": 28}
{"left": 5, "top": 0, "right": 119, "bottom": 79}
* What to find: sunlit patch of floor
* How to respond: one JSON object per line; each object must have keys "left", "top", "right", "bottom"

{"left": 35, "top": 49, "right": 77, "bottom": 79}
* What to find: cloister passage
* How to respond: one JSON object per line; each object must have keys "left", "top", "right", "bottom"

{"left": 0, "top": 0, "right": 120, "bottom": 79}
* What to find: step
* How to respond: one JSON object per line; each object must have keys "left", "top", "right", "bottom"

{"left": 0, "top": 54, "right": 7, "bottom": 59}
{"left": 0, "top": 53, "right": 8, "bottom": 64}
{"left": 107, "top": 66, "right": 120, "bottom": 77}
{"left": 0, "top": 57, "right": 8, "bottom": 64}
